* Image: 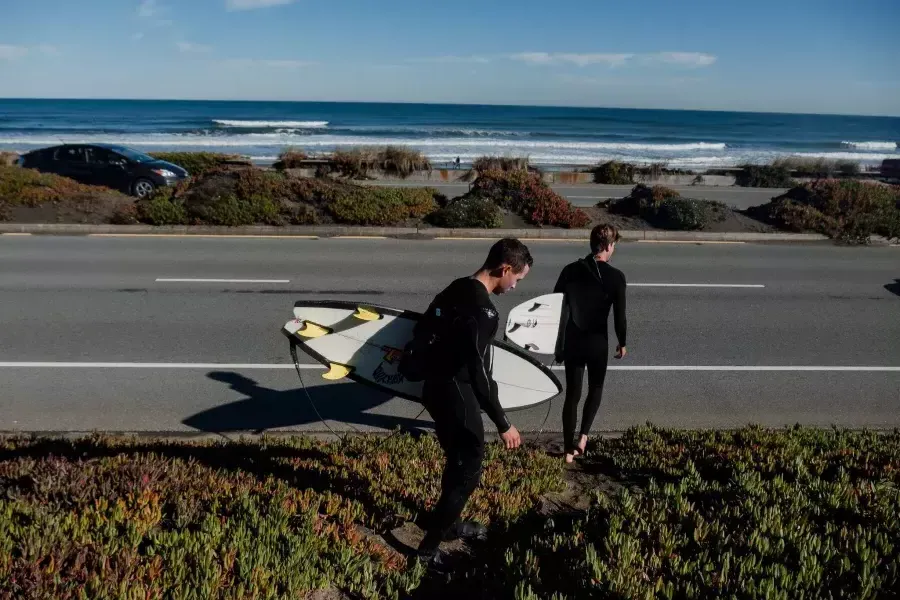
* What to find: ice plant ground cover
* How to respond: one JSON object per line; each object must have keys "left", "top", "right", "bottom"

{"left": 1, "top": 425, "right": 898, "bottom": 599}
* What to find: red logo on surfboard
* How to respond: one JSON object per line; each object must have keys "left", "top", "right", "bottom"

{"left": 381, "top": 347, "right": 403, "bottom": 364}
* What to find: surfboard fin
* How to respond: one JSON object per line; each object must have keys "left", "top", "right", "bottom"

{"left": 298, "top": 322, "right": 330, "bottom": 338}
{"left": 352, "top": 307, "right": 380, "bottom": 321}
{"left": 322, "top": 362, "right": 352, "bottom": 381}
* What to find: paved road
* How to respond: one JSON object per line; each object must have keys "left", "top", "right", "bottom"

{"left": 1, "top": 236, "right": 898, "bottom": 436}
{"left": 365, "top": 181, "right": 786, "bottom": 210}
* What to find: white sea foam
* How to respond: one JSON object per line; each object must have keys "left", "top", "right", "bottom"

{"left": 840, "top": 141, "right": 897, "bottom": 150}
{"left": 2, "top": 133, "right": 895, "bottom": 168}
{"left": 213, "top": 120, "right": 328, "bottom": 128}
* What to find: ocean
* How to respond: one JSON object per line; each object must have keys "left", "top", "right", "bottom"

{"left": 1, "top": 99, "right": 898, "bottom": 169}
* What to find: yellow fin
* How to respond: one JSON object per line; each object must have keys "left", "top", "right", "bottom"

{"left": 353, "top": 307, "right": 380, "bottom": 321}
{"left": 322, "top": 363, "right": 352, "bottom": 381}
{"left": 298, "top": 322, "right": 329, "bottom": 339}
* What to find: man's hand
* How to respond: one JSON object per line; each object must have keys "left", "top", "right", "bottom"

{"left": 500, "top": 425, "right": 521, "bottom": 449}
{"left": 615, "top": 345, "right": 627, "bottom": 359}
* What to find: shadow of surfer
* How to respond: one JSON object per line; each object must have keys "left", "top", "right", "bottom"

{"left": 182, "top": 371, "right": 434, "bottom": 435}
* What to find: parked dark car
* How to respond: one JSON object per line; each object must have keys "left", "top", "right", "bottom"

{"left": 18, "top": 143, "right": 189, "bottom": 198}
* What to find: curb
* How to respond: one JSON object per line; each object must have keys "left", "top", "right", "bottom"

{"left": 0, "top": 223, "right": 831, "bottom": 243}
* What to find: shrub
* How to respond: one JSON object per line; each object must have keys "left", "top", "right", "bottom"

{"left": 773, "top": 157, "right": 861, "bottom": 178}
{"left": 529, "top": 191, "right": 591, "bottom": 228}
{"left": 593, "top": 160, "right": 637, "bottom": 184}
{"left": 148, "top": 152, "right": 246, "bottom": 177}
{"left": 749, "top": 179, "right": 900, "bottom": 244}
{"left": 608, "top": 184, "right": 680, "bottom": 216}
{"left": 734, "top": 163, "right": 795, "bottom": 187}
{"left": 331, "top": 146, "right": 431, "bottom": 179}
{"left": 655, "top": 197, "right": 726, "bottom": 230}
{"left": 609, "top": 184, "right": 723, "bottom": 230}
{"left": 0, "top": 151, "right": 19, "bottom": 167}
{"left": 327, "top": 187, "right": 438, "bottom": 225}
{"left": 471, "top": 156, "right": 530, "bottom": 173}
{"left": 466, "top": 169, "right": 588, "bottom": 227}
{"left": 273, "top": 148, "right": 309, "bottom": 170}
{"left": 135, "top": 187, "right": 188, "bottom": 225}
{"left": 428, "top": 196, "right": 503, "bottom": 228}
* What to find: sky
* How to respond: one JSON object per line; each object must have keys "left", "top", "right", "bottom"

{"left": 0, "top": 0, "right": 898, "bottom": 115}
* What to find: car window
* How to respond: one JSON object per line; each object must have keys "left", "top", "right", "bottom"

{"left": 54, "top": 147, "right": 87, "bottom": 163}
{"left": 85, "top": 147, "right": 115, "bottom": 164}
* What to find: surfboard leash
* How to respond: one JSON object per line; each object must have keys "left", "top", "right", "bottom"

{"left": 530, "top": 358, "right": 559, "bottom": 449}
{"left": 290, "top": 339, "right": 352, "bottom": 443}
{"left": 289, "top": 339, "right": 428, "bottom": 448}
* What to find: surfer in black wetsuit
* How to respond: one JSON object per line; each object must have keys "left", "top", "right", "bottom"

{"left": 553, "top": 224, "right": 627, "bottom": 464}
{"left": 414, "top": 238, "right": 532, "bottom": 568}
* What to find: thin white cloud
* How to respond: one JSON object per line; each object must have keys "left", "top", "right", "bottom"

{"left": 37, "top": 44, "right": 60, "bottom": 56}
{"left": 137, "top": 0, "right": 158, "bottom": 18}
{"left": 406, "top": 55, "right": 490, "bottom": 65}
{"left": 647, "top": 52, "right": 717, "bottom": 67}
{"left": 0, "top": 44, "right": 28, "bottom": 60}
{"left": 138, "top": 0, "right": 172, "bottom": 26}
{"left": 0, "top": 44, "right": 61, "bottom": 60}
{"left": 177, "top": 41, "right": 212, "bottom": 54}
{"left": 226, "top": 0, "right": 295, "bottom": 10}
{"left": 132, "top": 32, "right": 145, "bottom": 41}
{"left": 408, "top": 51, "right": 716, "bottom": 69}
{"left": 223, "top": 58, "right": 315, "bottom": 69}
{"left": 510, "top": 52, "right": 634, "bottom": 67}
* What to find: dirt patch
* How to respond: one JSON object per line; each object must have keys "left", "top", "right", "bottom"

{"left": 5, "top": 194, "right": 133, "bottom": 224}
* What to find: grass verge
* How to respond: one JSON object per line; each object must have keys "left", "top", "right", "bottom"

{"left": 2, "top": 426, "right": 898, "bottom": 599}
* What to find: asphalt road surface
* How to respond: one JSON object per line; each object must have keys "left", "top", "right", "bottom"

{"left": 1, "top": 235, "right": 898, "bottom": 437}
{"left": 365, "top": 181, "right": 786, "bottom": 210}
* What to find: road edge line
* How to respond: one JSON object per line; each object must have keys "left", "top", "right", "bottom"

{"left": 0, "top": 224, "right": 832, "bottom": 243}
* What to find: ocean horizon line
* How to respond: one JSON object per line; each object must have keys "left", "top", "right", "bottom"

{"left": 2, "top": 97, "right": 898, "bottom": 120}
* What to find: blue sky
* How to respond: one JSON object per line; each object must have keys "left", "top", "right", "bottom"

{"left": 0, "top": 0, "right": 898, "bottom": 115}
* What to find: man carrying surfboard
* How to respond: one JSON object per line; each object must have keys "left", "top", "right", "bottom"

{"left": 409, "top": 237, "right": 532, "bottom": 568}
{"left": 553, "top": 224, "right": 627, "bottom": 464}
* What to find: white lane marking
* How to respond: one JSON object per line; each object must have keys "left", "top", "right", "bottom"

{"left": 637, "top": 240, "right": 746, "bottom": 245}
{"left": 630, "top": 283, "right": 765, "bottom": 288}
{"left": 1, "top": 233, "right": 32, "bottom": 236}
{"left": 89, "top": 234, "right": 319, "bottom": 239}
{"left": 155, "top": 278, "right": 290, "bottom": 284}
{"left": 0, "top": 363, "right": 897, "bottom": 372}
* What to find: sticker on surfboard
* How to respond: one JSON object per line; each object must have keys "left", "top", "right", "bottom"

{"left": 504, "top": 293, "right": 564, "bottom": 355}
{"left": 283, "top": 300, "right": 562, "bottom": 411}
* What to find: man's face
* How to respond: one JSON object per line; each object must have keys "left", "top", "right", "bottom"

{"left": 494, "top": 264, "right": 529, "bottom": 294}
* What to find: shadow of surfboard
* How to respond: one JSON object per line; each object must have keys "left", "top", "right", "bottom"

{"left": 182, "top": 371, "right": 434, "bottom": 434}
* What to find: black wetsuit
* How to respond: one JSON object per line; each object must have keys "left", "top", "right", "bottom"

{"left": 416, "top": 277, "right": 510, "bottom": 550}
{"left": 553, "top": 255, "right": 627, "bottom": 453}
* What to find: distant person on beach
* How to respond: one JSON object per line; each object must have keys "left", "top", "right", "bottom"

{"left": 403, "top": 238, "right": 531, "bottom": 569}
{"left": 553, "top": 224, "right": 627, "bottom": 463}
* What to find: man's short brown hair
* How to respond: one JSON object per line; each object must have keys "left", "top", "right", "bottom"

{"left": 483, "top": 237, "right": 533, "bottom": 273}
{"left": 590, "top": 224, "right": 621, "bottom": 254}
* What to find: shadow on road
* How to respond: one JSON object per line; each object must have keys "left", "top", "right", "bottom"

{"left": 886, "top": 279, "right": 900, "bottom": 297}
{"left": 181, "top": 371, "right": 434, "bottom": 435}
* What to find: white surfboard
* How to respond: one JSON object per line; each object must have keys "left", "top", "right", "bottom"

{"left": 282, "top": 300, "right": 562, "bottom": 411}
{"left": 504, "top": 293, "right": 564, "bottom": 355}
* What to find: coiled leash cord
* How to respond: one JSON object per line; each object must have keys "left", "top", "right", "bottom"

{"left": 289, "top": 339, "right": 426, "bottom": 447}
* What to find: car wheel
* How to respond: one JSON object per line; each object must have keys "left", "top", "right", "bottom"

{"left": 132, "top": 178, "right": 156, "bottom": 198}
